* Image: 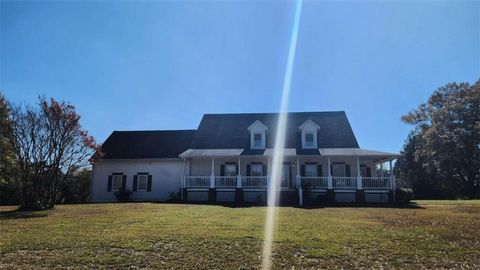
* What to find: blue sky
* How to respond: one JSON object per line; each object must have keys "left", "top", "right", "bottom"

{"left": 1, "top": 0, "right": 478, "bottom": 153}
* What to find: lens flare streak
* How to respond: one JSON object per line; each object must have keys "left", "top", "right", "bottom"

{"left": 261, "top": 1, "right": 303, "bottom": 269}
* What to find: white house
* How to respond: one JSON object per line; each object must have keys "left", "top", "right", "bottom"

{"left": 91, "top": 111, "right": 401, "bottom": 205}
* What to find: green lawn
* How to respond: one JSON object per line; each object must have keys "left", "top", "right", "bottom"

{"left": 1, "top": 201, "right": 479, "bottom": 269}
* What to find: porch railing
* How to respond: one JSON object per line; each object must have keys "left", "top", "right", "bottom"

{"left": 184, "top": 176, "right": 210, "bottom": 188}
{"left": 362, "top": 177, "right": 390, "bottom": 189}
{"left": 332, "top": 177, "right": 357, "bottom": 189}
{"left": 301, "top": 177, "right": 328, "bottom": 188}
{"left": 183, "top": 175, "right": 392, "bottom": 190}
{"left": 242, "top": 176, "right": 268, "bottom": 188}
{"left": 215, "top": 176, "right": 237, "bottom": 188}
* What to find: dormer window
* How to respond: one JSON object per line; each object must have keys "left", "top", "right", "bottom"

{"left": 254, "top": 133, "right": 263, "bottom": 147}
{"left": 248, "top": 120, "right": 268, "bottom": 149}
{"left": 299, "top": 120, "right": 320, "bottom": 149}
{"left": 305, "top": 132, "right": 314, "bottom": 147}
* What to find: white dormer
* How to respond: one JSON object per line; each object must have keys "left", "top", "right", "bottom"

{"left": 299, "top": 120, "right": 320, "bottom": 149}
{"left": 248, "top": 120, "right": 268, "bottom": 149}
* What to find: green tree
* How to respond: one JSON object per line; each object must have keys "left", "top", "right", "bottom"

{"left": 0, "top": 93, "right": 19, "bottom": 204}
{"left": 398, "top": 80, "right": 480, "bottom": 198}
{"left": 59, "top": 169, "right": 92, "bottom": 204}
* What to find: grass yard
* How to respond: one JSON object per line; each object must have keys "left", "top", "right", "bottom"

{"left": 1, "top": 201, "right": 479, "bottom": 269}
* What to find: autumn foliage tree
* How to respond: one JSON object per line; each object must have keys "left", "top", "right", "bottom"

{"left": 396, "top": 81, "right": 480, "bottom": 199}
{"left": 9, "top": 97, "right": 99, "bottom": 210}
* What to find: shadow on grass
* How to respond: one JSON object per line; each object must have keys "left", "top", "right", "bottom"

{"left": 298, "top": 202, "right": 424, "bottom": 209}
{"left": 0, "top": 208, "right": 50, "bottom": 220}
{"left": 151, "top": 200, "right": 424, "bottom": 209}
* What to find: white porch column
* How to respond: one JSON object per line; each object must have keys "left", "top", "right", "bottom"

{"left": 296, "top": 157, "right": 301, "bottom": 188}
{"left": 389, "top": 160, "right": 395, "bottom": 189}
{"left": 356, "top": 157, "right": 362, "bottom": 190}
{"left": 210, "top": 157, "right": 215, "bottom": 188}
{"left": 380, "top": 162, "right": 384, "bottom": 178}
{"left": 267, "top": 158, "right": 271, "bottom": 193}
{"left": 237, "top": 157, "right": 242, "bottom": 188}
{"left": 327, "top": 157, "right": 333, "bottom": 189}
{"left": 296, "top": 157, "right": 303, "bottom": 206}
{"left": 180, "top": 158, "right": 186, "bottom": 200}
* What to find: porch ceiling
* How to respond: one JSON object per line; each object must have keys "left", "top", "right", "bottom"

{"left": 319, "top": 148, "right": 401, "bottom": 157}
{"left": 180, "top": 148, "right": 401, "bottom": 161}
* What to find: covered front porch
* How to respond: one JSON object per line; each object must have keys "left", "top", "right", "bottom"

{"left": 179, "top": 148, "right": 400, "bottom": 205}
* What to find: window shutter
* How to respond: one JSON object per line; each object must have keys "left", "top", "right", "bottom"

{"left": 236, "top": 164, "right": 239, "bottom": 175}
{"left": 367, "top": 167, "right": 372, "bottom": 177}
{"left": 346, "top": 165, "right": 351, "bottom": 177}
{"left": 300, "top": 165, "right": 305, "bottom": 177}
{"left": 133, "top": 175, "right": 138, "bottom": 192}
{"left": 330, "top": 165, "right": 333, "bottom": 176}
{"left": 262, "top": 164, "right": 267, "bottom": 176}
{"left": 246, "top": 164, "right": 251, "bottom": 176}
{"left": 220, "top": 165, "right": 225, "bottom": 176}
{"left": 317, "top": 165, "right": 322, "bottom": 177}
{"left": 147, "top": 175, "right": 152, "bottom": 192}
{"left": 107, "top": 175, "right": 112, "bottom": 192}
{"left": 122, "top": 175, "right": 127, "bottom": 189}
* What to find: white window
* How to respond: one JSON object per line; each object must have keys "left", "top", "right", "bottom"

{"left": 251, "top": 164, "right": 263, "bottom": 176}
{"left": 360, "top": 166, "right": 367, "bottom": 177}
{"left": 112, "top": 175, "right": 123, "bottom": 191}
{"left": 305, "top": 164, "right": 318, "bottom": 177}
{"left": 254, "top": 133, "right": 262, "bottom": 148}
{"left": 305, "top": 133, "right": 314, "bottom": 147}
{"left": 137, "top": 175, "right": 148, "bottom": 191}
{"left": 332, "top": 164, "right": 346, "bottom": 177}
{"left": 225, "top": 164, "right": 237, "bottom": 176}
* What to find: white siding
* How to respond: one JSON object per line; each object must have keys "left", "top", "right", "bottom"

{"left": 91, "top": 159, "right": 184, "bottom": 202}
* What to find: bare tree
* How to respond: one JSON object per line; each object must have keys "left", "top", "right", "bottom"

{"left": 9, "top": 97, "right": 100, "bottom": 210}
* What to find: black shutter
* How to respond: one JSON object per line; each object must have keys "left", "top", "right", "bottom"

{"left": 107, "top": 175, "right": 112, "bottom": 192}
{"left": 367, "top": 167, "right": 372, "bottom": 177}
{"left": 236, "top": 164, "right": 239, "bottom": 175}
{"left": 133, "top": 175, "right": 138, "bottom": 192}
{"left": 330, "top": 165, "right": 333, "bottom": 176}
{"left": 300, "top": 165, "right": 305, "bottom": 177}
{"left": 122, "top": 175, "right": 127, "bottom": 189}
{"left": 346, "top": 165, "right": 351, "bottom": 177}
{"left": 262, "top": 164, "right": 267, "bottom": 176}
{"left": 246, "top": 164, "right": 251, "bottom": 176}
{"left": 147, "top": 175, "right": 152, "bottom": 192}
{"left": 220, "top": 165, "right": 225, "bottom": 176}
{"left": 317, "top": 165, "right": 322, "bottom": 177}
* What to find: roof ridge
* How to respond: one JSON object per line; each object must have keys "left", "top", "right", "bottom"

{"left": 112, "top": 129, "right": 196, "bottom": 133}
{"left": 203, "top": 111, "right": 346, "bottom": 116}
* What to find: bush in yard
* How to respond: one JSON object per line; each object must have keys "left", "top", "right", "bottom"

{"left": 114, "top": 188, "right": 132, "bottom": 202}
{"left": 395, "top": 188, "right": 414, "bottom": 204}
{"left": 167, "top": 191, "right": 181, "bottom": 202}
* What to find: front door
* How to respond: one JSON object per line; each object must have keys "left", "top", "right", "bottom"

{"left": 281, "top": 163, "right": 292, "bottom": 188}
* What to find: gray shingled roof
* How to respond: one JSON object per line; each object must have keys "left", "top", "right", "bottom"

{"left": 190, "top": 112, "right": 359, "bottom": 150}
{"left": 100, "top": 130, "right": 195, "bottom": 159}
